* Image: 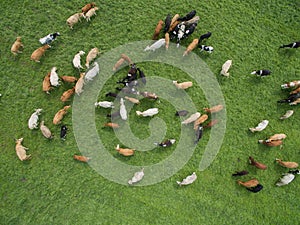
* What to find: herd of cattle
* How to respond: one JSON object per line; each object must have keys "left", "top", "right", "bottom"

{"left": 10, "top": 3, "right": 300, "bottom": 187}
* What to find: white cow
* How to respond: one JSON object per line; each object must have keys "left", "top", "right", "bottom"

{"left": 136, "top": 108, "right": 159, "bottom": 117}
{"left": 177, "top": 172, "right": 197, "bottom": 186}
{"left": 28, "top": 109, "right": 42, "bottom": 129}
{"left": 128, "top": 168, "right": 144, "bottom": 185}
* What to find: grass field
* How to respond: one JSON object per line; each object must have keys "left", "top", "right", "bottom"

{"left": 1, "top": 0, "right": 300, "bottom": 224}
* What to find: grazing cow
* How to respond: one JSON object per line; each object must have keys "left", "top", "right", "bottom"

{"left": 154, "top": 139, "right": 176, "bottom": 147}
{"left": 72, "top": 50, "right": 85, "bottom": 70}
{"left": 15, "top": 138, "right": 31, "bottom": 161}
{"left": 39, "top": 32, "right": 60, "bottom": 45}
{"left": 232, "top": 170, "right": 249, "bottom": 176}
{"left": 266, "top": 133, "right": 286, "bottom": 142}
{"left": 40, "top": 121, "right": 53, "bottom": 139}
{"left": 124, "top": 96, "right": 140, "bottom": 104}
{"left": 42, "top": 72, "right": 52, "bottom": 94}
{"left": 176, "top": 172, "right": 197, "bottom": 186}
{"left": 279, "top": 41, "right": 300, "bottom": 49}
{"left": 281, "top": 80, "right": 300, "bottom": 89}
{"left": 178, "top": 10, "right": 197, "bottom": 21}
{"left": 237, "top": 178, "right": 259, "bottom": 188}
{"left": 85, "top": 7, "right": 99, "bottom": 21}
{"left": 60, "top": 76, "right": 78, "bottom": 83}
{"left": 199, "top": 45, "right": 214, "bottom": 53}
{"left": 136, "top": 108, "right": 159, "bottom": 117}
{"left": 203, "top": 119, "right": 218, "bottom": 129}
{"left": 11, "top": 37, "right": 24, "bottom": 55}
{"left": 105, "top": 92, "right": 119, "bottom": 98}
{"left": 249, "top": 156, "right": 267, "bottom": 170}
{"left": 28, "top": 109, "right": 42, "bottom": 129}
{"left": 183, "top": 39, "right": 199, "bottom": 56}
{"left": 95, "top": 101, "right": 114, "bottom": 108}
{"left": 280, "top": 110, "right": 294, "bottom": 120}
{"left": 128, "top": 168, "right": 144, "bottom": 185}
{"left": 249, "top": 120, "right": 269, "bottom": 132}
{"left": 193, "top": 114, "right": 208, "bottom": 130}
{"left": 246, "top": 184, "right": 263, "bottom": 193}
{"left": 50, "top": 67, "right": 60, "bottom": 87}
{"left": 60, "top": 125, "right": 68, "bottom": 140}
{"left": 85, "top": 62, "right": 99, "bottom": 81}
{"left": 113, "top": 57, "right": 126, "bottom": 72}
{"left": 194, "top": 125, "right": 203, "bottom": 144}
{"left": 66, "top": 13, "right": 84, "bottom": 29}
{"left": 53, "top": 105, "right": 71, "bottom": 125}
{"left": 75, "top": 73, "right": 85, "bottom": 95}
{"left": 103, "top": 122, "right": 120, "bottom": 128}
{"left": 220, "top": 60, "right": 232, "bottom": 77}
{"left": 61, "top": 87, "right": 75, "bottom": 102}
{"left": 175, "top": 110, "right": 189, "bottom": 117}
{"left": 144, "top": 38, "right": 166, "bottom": 51}
{"left": 153, "top": 20, "right": 164, "bottom": 40}
{"left": 198, "top": 32, "right": 212, "bottom": 44}
{"left": 276, "top": 170, "right": 300, "bottom": 186}
{"left": 277, "top": 92, "right": 300, "bottom": 104}
{"left": 115, "top": 144, "right": 135, "bottom": 156}
{"left": 30, "top": 44, "right": 50, "bottom": 62}
{"left": 276, "top": 159, "right": 298, "bottom": 168}
{"left": 163, "top": 14, "right": 172, "bottom": 33}
{"left": 181, "top": 112, "right": 201, "bottom": 125}
{"left": 107, "top": 111, "right": 121, "bottom": 119}
{"left": 85, "top": 47, "right": 99, "bottom": 68}
{"left": 120, "top": 98, "right": 127, "bottom": 120}
{"left": 250, "top": 70, "right": 271, "bottom": 77}
{"left": 173, "top": 80, "right": 193, "bottom": 89}
{"left": 138, "top": 91, "right": 158, "bottom": 100}
{"left": 73, "top": 154, "right": 90, "bottom": 162}
{"left": 258, "top": 139, "right": 283, "bottom": 148}
{"left": 82, "top": 2, "right": 96, "bottom": 14}
{"left": 203, "top": 104, "right": 223, "bottom": 113}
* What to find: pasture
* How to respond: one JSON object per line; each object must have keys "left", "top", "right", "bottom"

{"left": 0, "top": 0, "right": 299, "bottom": 224}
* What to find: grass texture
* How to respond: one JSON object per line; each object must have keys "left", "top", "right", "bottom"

{"left": 0, "top": 0, "right": 300, "bottom": 224}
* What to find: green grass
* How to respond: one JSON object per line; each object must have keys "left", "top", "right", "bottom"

{"left": 1, "top": 0, "right": 300, "bottom": 224}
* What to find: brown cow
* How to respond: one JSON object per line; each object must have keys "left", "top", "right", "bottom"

{"left": 30, "top": 45, "right": 50, "bottom": 62}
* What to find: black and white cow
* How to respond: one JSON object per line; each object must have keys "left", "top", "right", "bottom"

{"left": 39, "top": 32, "right": 60, "bottom": 45}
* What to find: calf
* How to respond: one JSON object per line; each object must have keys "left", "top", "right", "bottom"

{"left": 11, "top": 37, "right": 24, "bottom": 55}
{"left": 173, "top": 80, "right": 193, "bottom": 89}
{"left": 279, "top": 41, "right": 300, "bottom": 49}
{"left": 82, "top": 2, "right": 96, "bottom": 14}
{"left": 115, "top": 144, "right": 135, "bottom": 156}
{"left": 237, "top": 178, "right": 259, "bottom": 188}
{"left": 30, "top": 44, "right": 50, "bottom": 62}
{"left": 66, "top": 13, "right": 84, "bottom": 29}
{"left": 276, "top": 158, "right": 298, "bottom": 168}
{"left": 250, "top": 70, "right": 271, "bottom": 77}
{"left": 153, "top": 20, "right": 164, "bottom": 40}
{"left": 72, "top": 50, "right": 85, "bottom": 70}
{"left": 246, "top": 184, "right": 263, "bottom": 193}
{"left": 61, "top": 87, "right": 75, "bottom": 102}
{"left": 42, "top": 72, "right": 52, "bottom": 94}
{"left": 39, "top": 32, "right": 60, "bottom": 45}
{"left": 15, "top": 138, "right": 31, "bottom": 161}
{"left": 176, "top": 172, "right": 197, "bottom": 186}
{"left": 249, "top": 156, "right": 267, "bottom": 170}
{"left": 73, "top": 154, "right": 90, "bottom": 162}
{"left": 60, "top": 125, "right": 68, "bottom": 140}
{"left": 75, "top": 73, "right": 85, "bottom": 95}
{"left": 85, "top": 47, "right": 99, "bottom": 68}
{"left": 28, "top": 109, "right": 42, "bottom": 129}
{"left": 53, "top": 105, "right": 71, "bottom": 125}
{"left": 199, "top": 45, "right": 214, "bottom": 53}
{"left": 40, "top": 121, "right": 53, "bottom": 139}
{"left": 85, "top": 7, "right": 99, "bottom": 22}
